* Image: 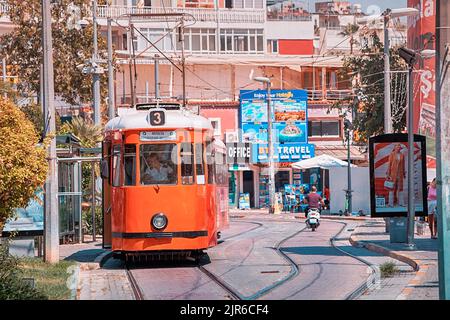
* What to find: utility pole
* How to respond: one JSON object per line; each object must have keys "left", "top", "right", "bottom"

{"left": 42, "top": 0, "right": 59, "bottom": 263}
{"left": 383, "top": 9, "right": 392, "bottom": 134}
{"left": 345, "top": 118, "right": 353, "bottom": 214}
{"left": 436, "top": 0, "right": 450, "bottom": 299}
{"left": 107, "top": 16, "right": 115, "bottom": 120}
{"left": 92, "top": 0, "right": 101, "bottom": 125}
{"left": 180, "top": 18, "right": 186, "bottom": 108}
{"left": 2, "top": 58, "right": 6, "bottom": 99}
{"left": 154, "top": 54, "right": 160, "bottom": 99}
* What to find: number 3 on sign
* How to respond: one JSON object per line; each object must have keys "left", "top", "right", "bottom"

{"left": 150, "top": 111, "right": 165, "bottom": 126}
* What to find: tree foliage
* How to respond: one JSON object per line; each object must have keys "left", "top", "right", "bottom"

{"left": 338, "top": 31, "right": 408, "bottom": 143}
{"left": 0, "top": 98, "right": 48, "bottom": 231}
{"left": 0, "top": 0, "right": 111, "bottom": 106}
{"left": 59, "top": 116, "right": 103, "bottom": 148}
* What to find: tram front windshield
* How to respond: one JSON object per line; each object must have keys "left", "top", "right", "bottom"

{"left": 140, "top": 144, "right": 177, "bottom": 185}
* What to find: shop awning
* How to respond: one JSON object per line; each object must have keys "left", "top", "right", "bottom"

{"left": 291, "top": 154, "right": 354, "bottom": 169}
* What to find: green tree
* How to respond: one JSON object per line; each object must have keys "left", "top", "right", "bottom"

{"left": 337, "top": 31, "right": 408, "bottom": 143}
{"left": 0, "top": 98, "right": 48, "bottom": 232}
{"left": 0, "top": 0, "right": 112, "bottom": 106}
{"left": 339, "top": 23, "right": 360, "bottom": 54}
{"left": 19, "top": 103, "right": 62, "bottom": 138}
{"left": 59, "top": 116, "right": 103, "bottom": 148}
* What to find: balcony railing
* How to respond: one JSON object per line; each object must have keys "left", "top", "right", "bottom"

{"left": 0, "top": 3, "right": 266, "bottom": 24}
{"left": 96, "top": 5, "right": 266, "bottom": 24}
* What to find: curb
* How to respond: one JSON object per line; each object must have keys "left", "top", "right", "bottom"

{"left": 94, "top": 250, "right": 113, "bottom": 267}
{"left": 349, "top": 231, "right": 432, "bottom": 300}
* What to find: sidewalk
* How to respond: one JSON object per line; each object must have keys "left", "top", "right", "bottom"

{"left": 60, "top": 238, "right": 133, "bottom": 300}
{"left": 349, "top": 220, "right": 439, "bottom": 300}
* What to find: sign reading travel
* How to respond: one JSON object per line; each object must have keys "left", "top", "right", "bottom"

{"left": 369, "top": 133, "right": 428, "bottom": 217}
{"left": 252, "top": 143, "right": 315, "bottom": 163}
{"left": 226, "top": 143, "right": 252, "bottom": 164}
{"left": 140, "top": 131, "right": 176, "bottom": 141}
{"left": 240, "top": 90, "right": 308, "bottom": 144}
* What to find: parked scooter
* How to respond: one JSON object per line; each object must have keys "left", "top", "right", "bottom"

{"left": 305, "top": 208, "right": 321, "bottom": 231}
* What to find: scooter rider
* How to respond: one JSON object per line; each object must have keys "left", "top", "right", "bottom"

{"left": 303, "top": 186, "right": 325, "bottom": 216}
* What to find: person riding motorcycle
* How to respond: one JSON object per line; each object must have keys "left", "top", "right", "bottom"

{"left": 303, "top": 186, "right": 325, "bottom": 216}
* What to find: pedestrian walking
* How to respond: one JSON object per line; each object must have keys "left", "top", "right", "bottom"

{"left": 427, "top": 178, "right": 438, "bottom": 239}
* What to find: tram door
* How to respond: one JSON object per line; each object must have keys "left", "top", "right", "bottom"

{"left": 102, "top": 141, "right": 112, "bottom": 249}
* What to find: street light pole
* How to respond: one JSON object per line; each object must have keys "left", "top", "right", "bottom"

{"left": 406, "top": 63, "right": 415, "bottom": 247}
{"left": 250, "top": 73, "right": 276, "bottom": 213}
{"left": 398, "top": 47, "right": 418, "bottom": 248}
{"left": 42, "top": 0, "right": 59, "bottom": 263}
{"left": 92, "top": 0, "right": 101, "bottom": 125}
{"left": 266, "top": 82, "right": 275, "bottom": 214}
{"left": 383, "top": 10, "right": 392, "bottom": 133}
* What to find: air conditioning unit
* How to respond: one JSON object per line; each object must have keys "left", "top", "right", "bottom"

{"left": 225, "top": 131, "right": 239, "bottom": 143}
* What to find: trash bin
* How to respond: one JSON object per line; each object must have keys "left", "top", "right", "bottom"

{"left": 389, "top": 217, "right": 408, "bottom": 243}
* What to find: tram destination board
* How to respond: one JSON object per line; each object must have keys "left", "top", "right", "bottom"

{"left": 140, "top": 131, "right": 177, "bottom": 141}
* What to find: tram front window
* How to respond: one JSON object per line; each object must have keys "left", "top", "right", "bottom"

{"left": 140, "top": 144, "right": 177, "bottom": 185}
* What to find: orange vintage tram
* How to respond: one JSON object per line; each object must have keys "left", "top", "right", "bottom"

{"left": 101, "top": 102, "right": 229, "bottom": 261}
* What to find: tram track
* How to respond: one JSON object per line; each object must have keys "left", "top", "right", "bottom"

{"left": 327, "top": 220, "right": 379, "bottom": 300}
{"left": 124, "top": 218, "right": 373, "bottom": 301}
{"left": 125, "top": 266, "right": 145, "bottom": 300}
{"left": 201, "top": 219, "right": 308, "bottom": 300}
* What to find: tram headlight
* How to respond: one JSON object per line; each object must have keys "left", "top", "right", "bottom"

{"left": 152, "top": 213, "right": 168, "bottom": 230}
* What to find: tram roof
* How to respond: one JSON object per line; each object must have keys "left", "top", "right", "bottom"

{"left": 105, "top": 107, "right": 213, "bottom": 132}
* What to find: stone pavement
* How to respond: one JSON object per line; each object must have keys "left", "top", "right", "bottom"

{"left": 60, "top": 239, "right": 134, "bottom": 300}
{"left": 349, "top": 219, "right": 439, "bottom": 300}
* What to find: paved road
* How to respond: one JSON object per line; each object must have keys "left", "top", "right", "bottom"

{"left": 125, "top": 218, "right": 372, "bottom": 300}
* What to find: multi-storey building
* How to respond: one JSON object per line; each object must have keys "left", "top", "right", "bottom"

{"left": 0, "top": 0, "right": 408, "bottom": 208}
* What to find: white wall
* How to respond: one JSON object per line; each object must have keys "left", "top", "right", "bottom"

{"left": 265, "top": 21, "right": 315, "bottom": 40}
{"left": 329, "top": 167, "right": 370, "bottom": 214}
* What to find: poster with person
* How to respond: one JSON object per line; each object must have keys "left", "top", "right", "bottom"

{"left": 369, "top": 134, "right": 428, "bottom": 217}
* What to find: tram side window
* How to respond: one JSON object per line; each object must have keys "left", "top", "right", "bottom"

{"left": 112, "top": 145, "right": 122, "bottom": 187}
{"left": 206, "top": 141, "right": 215, "bottom": 184}
{"left": 124, "top": 144, "right": 136, "bottom": 186}
{"left": 181, "top": 142, "right": 194, "bottom": 185}
{"left": 140, "top": 144, "right": 177, "bottom": 185}
{"left": 215, "top": 152, "right": 226, "bottom": 186}
{"left": 195, "top": 143, "right": 205, "bottom": 185}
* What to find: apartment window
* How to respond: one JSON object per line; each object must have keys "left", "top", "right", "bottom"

{"left": 138, "top": 28, "right": 173, "bottom": 52}
{"left": 132, "top": 0, "right": 152, "bottom": 6}
{"left": 267, "top": 40, "right": 278, "bottom": 54}
{"left": 209, "top": 118, "right": 222, "bottom": 137}
{"left": 176, "top": 28, "right": 216, "bottom": 53}
{"left": 230, "top": 0, "right": 263, "bottom": 8}
{"left": 308, "top": 120, "right": 341, "bottom": 137}
{"left": 220, "top": 29, "right": 263, "bottom": 54}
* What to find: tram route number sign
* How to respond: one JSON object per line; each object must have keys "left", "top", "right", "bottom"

{"left": 149, "top": 110, "right": 165, "bottom": 126}
{"left": 140, "top": 131, "right": 177, "bottom": 141}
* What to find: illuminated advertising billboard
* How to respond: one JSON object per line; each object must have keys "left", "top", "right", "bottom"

{"left": 369, "top": 134, "right": 428, "bottom": 217}
{"left": 240, "top": 90, "right": 308, "bottom": 145}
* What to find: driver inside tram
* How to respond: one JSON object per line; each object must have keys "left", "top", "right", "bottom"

{"left": 141, "top": 153, "right": 174, "bottom": 184}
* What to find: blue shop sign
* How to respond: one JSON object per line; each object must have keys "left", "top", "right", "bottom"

{"left": 252, "top": 143, "right": 315, "bottom": 163}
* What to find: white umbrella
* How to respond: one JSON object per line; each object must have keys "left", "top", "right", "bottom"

{"left": 291, "top": 154, "right": 354, "bottom": 170}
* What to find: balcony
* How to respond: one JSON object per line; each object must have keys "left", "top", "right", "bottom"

{"left": 96, "top": 5, "right": 266, "bottom": 24}
{"left": 0, "top": 3, "right": 266, "bottom": 24}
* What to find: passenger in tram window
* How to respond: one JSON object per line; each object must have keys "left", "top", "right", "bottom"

{"left": 141, "top": 153, "right": 174, "bottom": 184}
